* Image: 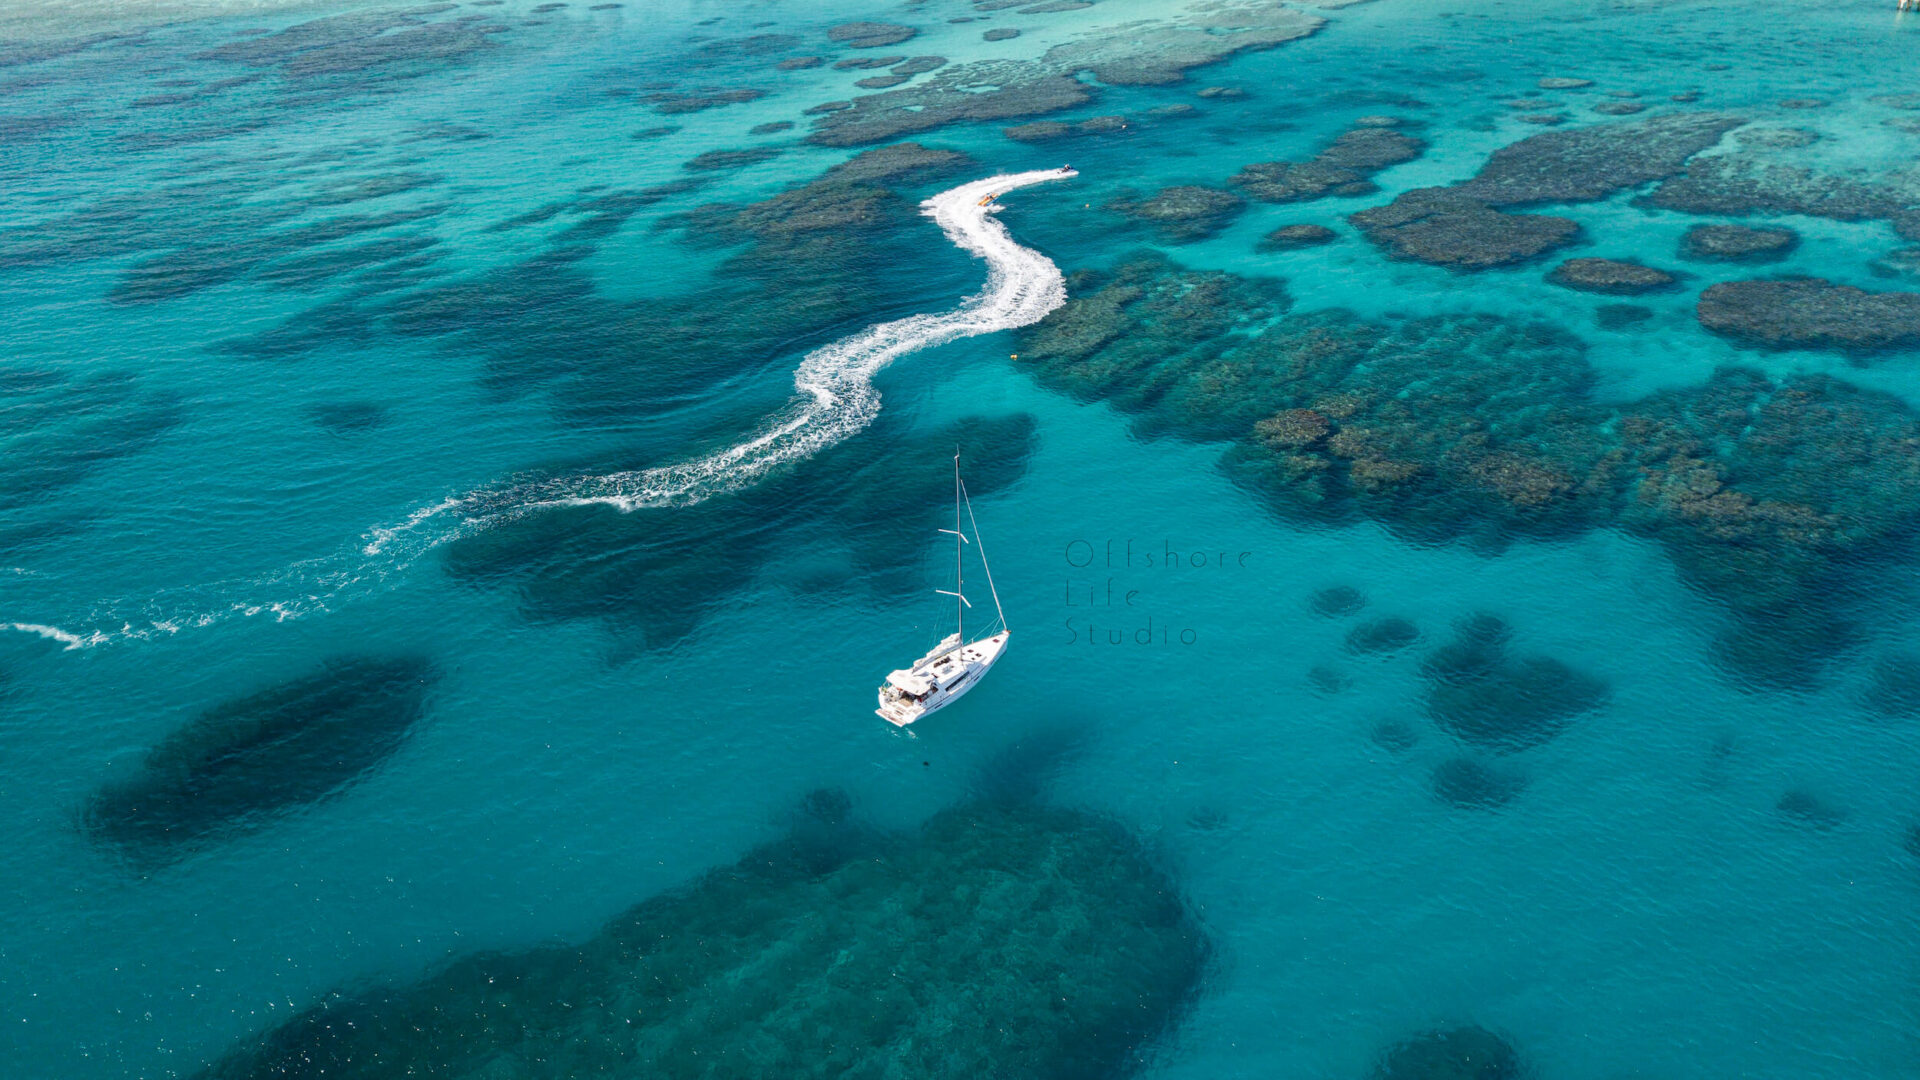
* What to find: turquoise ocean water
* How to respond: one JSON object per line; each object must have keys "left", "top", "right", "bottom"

{"left": 4, "top": 0, "right": 1920, "bottom": 1076}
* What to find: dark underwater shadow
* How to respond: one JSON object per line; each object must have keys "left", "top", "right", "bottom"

{"left": 0, "top": 369, "right": 185, "bottom": 514}
{"left": 192, "top": 729, "right": 1211, "bottom": 1080}
{"left": 83, "top": 654, "right": 439, "bottom": 867}
{"left": 440, "top": 411, "right": 1040, "bottom": 652}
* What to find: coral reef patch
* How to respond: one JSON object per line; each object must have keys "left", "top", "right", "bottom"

{"left": 1370, "top": 718, "right": 1420, "bottom": 753}
{"left": 305, "top": 401, "right": 389, "bottom": 434}
{"left": 1697, "top": 279, "right": 1920, "bottom": 354}
{"left": 84, "top": 656, "right": 438, "bottom": 857}
{"left": 827, "top": 21, "right": 919, "bottom": 48}
{"left": 1352, "top": 114, "right": 1742, "bottom": 268}
{"left": 1261, "top": 224, "right": 1339, "bottom": 250}
{"left": 1231, "top": 120, "right": 1424, "bottom": 203}
{"left": 1777, "top": 788, "right": 1845, "bottom": 829}
{"left": 194, "top": 788, "right": 1207, "bottom": 1080}
{"left": 1639, "top": 151, "right": 1920, "bottom": 240}
{"left": 197, "top": 6, "right": 503, "bottom": 82}
{"left": 0, "top": 369, "right": 183, "bottom": 512}
{"left": 441, "top": 413, "right": 1038, "bottom": 648}
{"left": 1547, "top": 257, "right": 1676, "bottom": 295}
{"left": 1432, "top": 757, "right": 1525, "bottom": 810}
{"left": 1106, "top": 185, "right": 1246, "bottom": 242}
{"left": 807, "top": 3, "right": 1324, "bottom": 147}
{"left": 1004, "top": 115, "right": 1131, "bottom": 142}
{"left": 1595, "top": 303, "right": 1653, "bottom": 329}
{"left": 1376, "top": 1025, "right": 1525, "bottom": 1079}
{"left": 1422, "top": 615, "right": 1608, "bottom": 752}
{"left": 683, "top": 146, "right": 783, "bottom": 171}
{"left": 1680, "top": 223, "right": 1798, "bottom": 262}
{"left": 1861, "top": 654, "right": 1920, "bottom": 718}
{"left": 1351, "top": 190, "right": 1578, "bottom": 268}
{"left": 1347, "top": 617, "right": 1420, "bottom": 655}
{"left": 1310, "top": 585, "right": 1366, "bottom": 617}
{"left": 646, "top": 88, "right": 765, "bottom": 114}
{"left": 1017, "top": 251, "right": 1920, "bottom": 685}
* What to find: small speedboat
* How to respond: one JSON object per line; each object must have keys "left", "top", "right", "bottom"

{"left": 876, "top": 452, "right": 1009, "bottom": 727}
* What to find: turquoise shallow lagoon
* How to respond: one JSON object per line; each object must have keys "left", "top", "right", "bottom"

{"left": 4, "top": 0, "right": 1920, "bottom": 1076}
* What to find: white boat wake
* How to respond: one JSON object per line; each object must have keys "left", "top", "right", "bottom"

{"left": 5, "top": 169, "right": 1076, "bottom": 650}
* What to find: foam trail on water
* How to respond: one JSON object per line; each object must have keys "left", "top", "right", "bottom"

{"left": 371, "top": 168, "right": 1075, "bottom": 543}
{"left": 6, "top": 170, "right": 1076, "bottom": 649}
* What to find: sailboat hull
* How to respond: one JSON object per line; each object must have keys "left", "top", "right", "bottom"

{"left": 876, "top": 631, "right": 1009, "bottom": 727}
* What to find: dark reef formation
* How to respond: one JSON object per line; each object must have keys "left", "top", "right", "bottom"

{"left": 1370, "top": 718, "right": 1420, "bottom": 753}
{"left": 1432, "top": 757, "right": 1525, "bottom": 810}
{"left": 1351, "top": 188, "right": 1579, "bottom": 268}
{"left": 1777, "top": 789, "right": 1845, "bottom": 829}
{"left": 1595, "top": 303, "right": 1653, "bottom": 329}
{"left": 1376, "top": 1025, "right": 1524, "bottom": 1079}
{"left": 1862, "top": 654, "right": 1920, "bottom": 718}
{"left": 1352, "top": 114, "right": 1743, "bottom": 268}
{"left": 984, "top": 27, "right": 1020, "bottom": 41}
{"left": 1547, "top": 257, "right": 1675, "bottom": 295}
{"left": 807, "top": 70, "right": 1094, "bottom": 147}
{"left": 1735, "top": 127, "right": 1817, "bottom": 149}
{"left": 442, "top": 413, "right": 1038, "bottom": 648}
{"left": 806, "top": 4, "right": 1323, "bottom": 147}
{"left": 646, "top": 88, "right": 765, "bottom": 114}
{"left": 85, "top": 656, "right": 437, "bottom": 857}
{"left": 196, "top": 5, "right": 503, "bottom": 81}
{"left": 1309, "top": 664, "right": 1352, "bottom": 694}
{"left": 1347, "top": 617, "right": 1420, "bottom": 655}
{"left": 1310, "top": 585, "right": 1367, "bottom": 617}
{"left": 195, "top": 778, "right": 1207, "bottom": 1080}
{"left": 0, "top": 369, "right": 183, "bottom": 512}
{"left": 683, "top": 146, "right": 783, "bottom": 171}
{"left": 1105, "top": 185, "right": 1246, "bottom": 242}
{"left": 1464, "top": 113, "right": 1744, "bottom": 200}
{"left": 1697, "top": 279, "right": 1920, "bottom": 354}
{"left": 1231, "top": 121, "right": 1424, "bottom": 203}
{"left": 1639, "top": 150, "right": 1920, "bottom": 240}
{"left": 263, "top": 142, "right": 970, "bottom": 419}
{"left": 891, "top": 56, "right": 947, "bottom": 76}
{"left": 1680, "top": 223, "right": 1798, "bottom": 262}
{"left": 690, "top": 33, "right": 799, "bottom": 60}
{"left": 8, "top": 152, "right": 452, "bottom": 304}
{"left": 1017, "top": 251, "right": 1920, "bottom": 685}
{"left": 305, "top": 401, "right": 389, "bottom": 434}
{"left": 827, "top": 21, "right": 919, "bottom": 48}
{"left": 1004, "top": 115, "right": 1130, "bottom": 142}
{"left": 1261, "top": 224, "right": 1339, "bottom": 250}
{"left": 1422, "top": 615, "right": 1608, "bottom": 752}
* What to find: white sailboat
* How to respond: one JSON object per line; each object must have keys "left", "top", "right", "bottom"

{"left": 876, "top": 452, "right": 1009, "bottom": 727}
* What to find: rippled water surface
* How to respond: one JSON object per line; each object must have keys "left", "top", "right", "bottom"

{"left": 4, "top": 0, "right": 1920, "bottom": 1076}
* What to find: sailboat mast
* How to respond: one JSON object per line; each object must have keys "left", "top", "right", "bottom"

{"left": 955, "top": 449, "right": 963, "bottom": 641}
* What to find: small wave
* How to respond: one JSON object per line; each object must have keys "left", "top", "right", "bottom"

{"left": 4, "top": 622, "right": 109, "bottom": 650}
{"left": 8, "top": 170, "right": 1077, "bottom": 649}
